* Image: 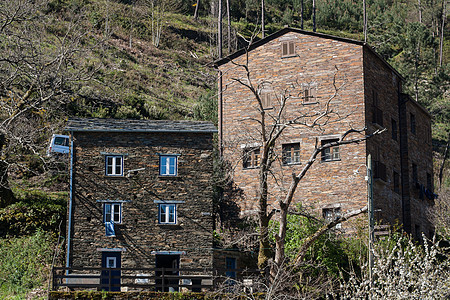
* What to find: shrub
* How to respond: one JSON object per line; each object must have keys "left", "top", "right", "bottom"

{"left": 0, "top": 230, "right": 54, "bottom": 298}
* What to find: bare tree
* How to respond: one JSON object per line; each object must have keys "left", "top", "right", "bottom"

{"left": 218, "top": 42, "right": 385, "bottom": 271}
{"left": 0, "top": 0, "right": 101, "bottom": 198}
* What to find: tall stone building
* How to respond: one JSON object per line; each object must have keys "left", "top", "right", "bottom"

{"left": 214, "top": 28, "right": 434, "bottom": 237}
{"left": 64, "top": 118, "right": 217, "bottom": 291}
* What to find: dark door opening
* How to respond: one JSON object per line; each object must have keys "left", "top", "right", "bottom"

{"left": 155, "top": 254, "right": 180, "bottom": 292}
{"left": 101, "top": 252, "right": 121, "bottom": 291}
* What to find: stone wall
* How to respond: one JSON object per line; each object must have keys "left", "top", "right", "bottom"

{"left": 219, "top": 31, "right": 368, "bottom": 220}
{"left": 218, "top": 30, "right": 434, "bottom": 235}
{"left": 68, "top": 131, "right": 214, "bottom": 270}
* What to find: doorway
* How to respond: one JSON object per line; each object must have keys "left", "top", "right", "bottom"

{"left": 100, "top": 252, "right": 121, "bottom": 291}
{"left": 155, "top": 254, "right": 180, "bottom": 292}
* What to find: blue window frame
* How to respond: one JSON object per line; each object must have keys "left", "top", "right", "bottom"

{"left": 105, "top": 155, "right": 123, "bottom": 176}
{"left": 104, "top": 203, "right": 121, "bottom": 224}
{"left": 159, "top": 204, "right": 177, "bottom": 224}
{"left": 159, "top": 155, "right": 178, "bottom": 176}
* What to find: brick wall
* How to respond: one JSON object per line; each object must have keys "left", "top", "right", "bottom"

{"left": 68, "top": 131, "right": 214, "bottom": 270}
{"left": 218, "top": 30, "right": 434, "bottom": 235}
{"left": 219, "top": 31, "right": 368, "bottom": 220}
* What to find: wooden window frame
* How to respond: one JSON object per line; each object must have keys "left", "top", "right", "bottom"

{"left": 282, "top": 143, "right": 301, "bottom": 165}
{"left": 281, "top": 41, "right": 295, "bottom": 57}
{"left": 243, "top": 147, "right": 260, "bottom": 169}
{"left": 321, "top": 139, "right": 340, "bottom": 162}
{"left": 322, "top": 207, "right": 342, "bottom": 229}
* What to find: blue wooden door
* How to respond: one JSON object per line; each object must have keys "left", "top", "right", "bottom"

{"left": 101, "top": 252, "right": 121, "bottom": 291}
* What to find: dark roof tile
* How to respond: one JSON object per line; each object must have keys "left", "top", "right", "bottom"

{"left": 65, "top": 118, "right": 217, "bottom": 133}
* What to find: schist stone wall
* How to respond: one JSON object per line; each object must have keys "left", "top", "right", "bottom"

{"left": 217, "top": 29, "right": 434, "bottom": 236}
{"left": 68, "top": 131, "right": 214, "bottom": 270}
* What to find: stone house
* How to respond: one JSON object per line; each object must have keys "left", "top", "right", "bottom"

{"left": 214, "top": 28, "right": 434, "bottom": 238}
{"left": 64, "top": 118, "right": 217, "bottom": 291}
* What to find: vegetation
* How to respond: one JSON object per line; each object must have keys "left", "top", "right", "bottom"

{"left": 0, "top": 230, "right": 55, "bottom": 299}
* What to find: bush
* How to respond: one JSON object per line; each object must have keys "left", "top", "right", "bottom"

{"left": 0, "top": 230, "right": 54, "bottom": 298}
{"left": 340, "top": 234, "right": 450, "bottom": 299}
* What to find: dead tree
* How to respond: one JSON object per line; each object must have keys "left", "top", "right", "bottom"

{"left": 219, "top": 42, "right": 385, "bottom": 271}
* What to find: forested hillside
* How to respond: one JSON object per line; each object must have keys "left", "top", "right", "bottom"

{"left": 0, "top": 0, "right": 448, "bottom": 298}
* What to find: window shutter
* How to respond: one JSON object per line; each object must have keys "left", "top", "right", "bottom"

{"left": 289, "top": 41, "right": 295, "bottom": 55}
{"left": 282, "top": 42, "right": 288, "bottom": 57}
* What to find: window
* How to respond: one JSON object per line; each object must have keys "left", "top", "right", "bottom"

{"left": 410, "top": 113, "right": 416, "bottom": 135}
{"left": 104, "top": 203, "right": 121, "bottom": 224}
{"left": 282, "top": 143, "right": 300, "bottom": 165}
{"left": 412, "top": 163, "right": 418, "bottom": 184}
{"left": 160, "top": 155, "right": 178, "bottom": 176}
{"left": 393, "top": 171, "right": 400, "bottom": 193}
{"left": 281, "top": 41, "right": 295, "bottom": 57}
{"left": 159, "top": 204, "right": 177, "bottom": 224}
{"left": 106, "top": 155, "right": 123, "bottom": 176}
{"left": 243, "top": 148, "right": 260, "bottom": 169}
{"left": 260, "top": 92, "right": 272, "bottom": 109}
{"left": 321, "top": 139, "right": 340, "bottom": 162}
{"left": 372, "top": 91, "right": 383, "bottom": 126}
{"left": 106, "top": 257, "right": 117, "bottom": 268}
{"left": 322, "top": 207, "right": 341, "bottom": 229}
{"left": 302, "top": 85, "right": 317, "bottom": 104}
{"left": 391, "top": 119, "right": 398, "bottom": 141}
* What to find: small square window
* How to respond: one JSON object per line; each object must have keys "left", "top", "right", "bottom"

{"left": 106, "top": 257, "right": 116, "bottom": 268}
{"left": 281, "top": 41, "right": 295, "bottom": 57}
{"left": 243, "top": 148, "right": 260, "bottom": 169}
{"left": 159, "top": 204, "right": 177, "bottom": 224}
{"left": 321, "top": 139, "right": 340, "bottom": 162}
{"left": 282, "top": 143, "right": 300, "bottom": 165}
{"left": 260, "top": 92, "right": 272, "bottom": 109}
{"left": 105, "top": 155, "right": 123, "bottom": 176}
{"left": 323, "top": 207, "right": 341, "bottom": 229}
{"left": 160, "top": 155, "right": 178, "bottom": 176}
{"left": 104, "top": 203, "right": 122, "bottom": 224}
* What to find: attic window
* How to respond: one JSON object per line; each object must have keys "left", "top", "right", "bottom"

{"left": 281, "top": 41, "right": 295, "bottom": 57}
{"left": 260, "top": 92, "right": 273, "bottom": 109}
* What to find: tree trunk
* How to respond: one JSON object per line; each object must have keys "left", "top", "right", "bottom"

{"left": 218, "top": 0, "right": 222, "bottom": 58}
{"left": 439, "top": 134, "right": 449, "bottom": 187}
{"left": 312, "top": 0, "right": 316, "bottom": 32}
{"left": 301, "top": 0, "right": 304, "bottom": 29}
{"left": 258, "top": 161, "right": 271, "bottom": 269}
{"left": 0, "top": 133, "right": 15, "bottom": 208}
{"left": 261, "top": 0, "right": 265, "bottom": 38}
{"left": 226, "top": 0, "right": 231, "bottom": 53}
{"left": 439, "top": 0, "right": 446, "bottom": 67}
{"left": 194, "top": 0, "right": 200, "bottom": 20}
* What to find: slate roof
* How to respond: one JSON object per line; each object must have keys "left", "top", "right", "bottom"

{"left": 65, "top": 118, "right": 217, "bottom": 133}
